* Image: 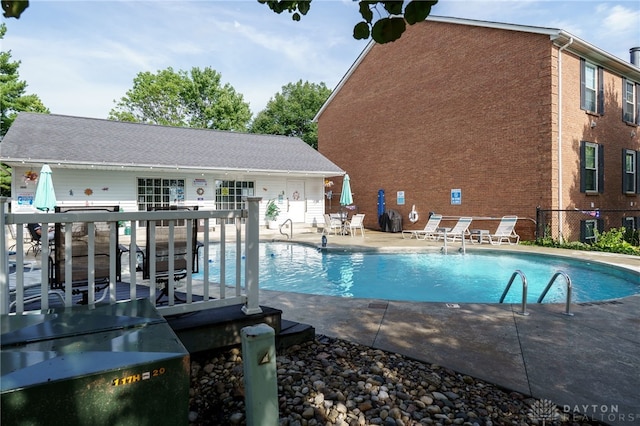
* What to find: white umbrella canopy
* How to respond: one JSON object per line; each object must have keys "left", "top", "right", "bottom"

{"left": 33, "top": 164, "right": 57, "bottom": 212}
{"left": 340, "top": 174, "right": 353, "bottom": 206}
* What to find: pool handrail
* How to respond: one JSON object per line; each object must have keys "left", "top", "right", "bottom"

{"left": 537, "top": 271, "right": 573, "bottom": 316}
{"left": 499, "top": 270, "right": 529, "bottom": 316}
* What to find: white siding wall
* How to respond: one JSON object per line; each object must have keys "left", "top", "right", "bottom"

{"left": 12, "top": 167, "right": 326, "bottom": 225}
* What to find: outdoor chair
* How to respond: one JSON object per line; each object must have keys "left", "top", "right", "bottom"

{"left": 434, "top": 217, "right": 473, "bottom": 242}
{"left": 489, "top": 216, "right": 520, "bottom": 245}
{"left": 144, "top": 205, "right": 202, "bottom": 303}
{"left": 345, "top": 213, "right": 365, "bottom": 237}
{"left": 323, "top": 214, "right": 343, "bottom": 235}
{"left": 402, "top": 214, "right": 442, "bottom": 240}
{"left": 24, "top": 223, "right": 55, "bottom": 256}
{"left": 50, "top": 206, "right": 121, "bottom": 304}
{"left": 9, "top": 265, "right": 65, "bottom": 312}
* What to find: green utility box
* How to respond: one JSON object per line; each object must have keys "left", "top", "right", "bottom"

{"left": 1, "top": 299, "right": 190, "bottom": 426}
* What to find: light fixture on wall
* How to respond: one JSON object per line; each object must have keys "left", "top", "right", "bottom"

{"left": 632, "top": 130, "right": 637, "bottom": 138}
{"left": 590, "top": 120, "right": 597, "bottom": 129}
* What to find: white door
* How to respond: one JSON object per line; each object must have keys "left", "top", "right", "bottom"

{"left": 286, "top": 180, "right": 306, "bottom": 223}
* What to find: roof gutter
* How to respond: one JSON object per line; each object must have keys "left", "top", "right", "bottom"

{"left": 556, "top": 36, "right": 573, "bottom": 243}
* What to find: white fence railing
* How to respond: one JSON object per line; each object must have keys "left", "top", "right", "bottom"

{"left": 1, "top": 197, "right": 263, "bottom": 317}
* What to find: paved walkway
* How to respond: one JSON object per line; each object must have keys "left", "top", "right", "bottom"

{"left": 260, "top": 227, "right": 640, "bottom": 426}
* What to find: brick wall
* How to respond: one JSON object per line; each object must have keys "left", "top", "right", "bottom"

{"left": 318, "top": 20, "right": 639, "bottom": 241}
{"left": 318, "top": 21, "right": 555, "bottom": 239}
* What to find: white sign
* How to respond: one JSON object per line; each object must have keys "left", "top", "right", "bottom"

{"left": 397, "top": 191, "right": 405, "bottom": 205}
{"left": 451, "top": 189, "right": 461, "bottom": 205}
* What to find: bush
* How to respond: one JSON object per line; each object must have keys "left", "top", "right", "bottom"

{"left": 527, "top": 227, "right": 640, "bottom": 256}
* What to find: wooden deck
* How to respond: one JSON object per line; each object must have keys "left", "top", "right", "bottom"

{"left": 13, "top": 281, "right": 315, "bottom": 354}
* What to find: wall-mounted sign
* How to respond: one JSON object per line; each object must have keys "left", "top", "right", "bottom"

{"left": 17, "top": 192, "right": 34, "bottom": 206}
{"left": 451, "top": 189, "right": 462, "bottom": 205}
{"left": 193, "top": 178, "right": 207, "bottom": 187}
{"left": 397, "top": 191, "right": 405, "bottom": 205}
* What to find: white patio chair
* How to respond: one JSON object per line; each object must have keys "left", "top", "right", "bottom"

{"left": 402, "top": 214, "right": 442, "bottom": 240}
{"left": 323, "top": 214, "right": 343, "bottom": 235}
{"left": 345, "top": 214, "right": 365, "bottom": 237}
{"left": 489, "top": 216, "right": 520, "bottom": 245}
{"left": 434, "top": 217, "right": 473, "bottom": 242}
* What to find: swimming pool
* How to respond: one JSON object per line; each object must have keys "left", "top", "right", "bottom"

{"left": 196, "top": 242, "right": 639, "bottom": 304}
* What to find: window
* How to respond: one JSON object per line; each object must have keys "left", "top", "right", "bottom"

{"left": 137, "top": 178, "right": 185, "bottom": 211}
{"left": 622, "top": 216, "right": 638, "bottom": 231}
{"left": 580, "top": 141, "right": 603, "bottom": 193}
{"left": 580, "top": 219, "right": 602, "bottom": 244}
{"left": 580, "top": 59, "right": 604, "bottom": 114}
{"left": 622, "top": 78, "right": 640, "bottom": 124}
{"left": 623, "top": 149, "right": 640, "bottom": 194}
{"left": 215, "top": 180, "right": 254, "bottom": 223}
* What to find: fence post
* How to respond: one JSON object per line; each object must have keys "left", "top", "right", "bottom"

{"left": 242, "top": 197, "right": 262, "bottom": 315}
{"left": 241, "top": 323, "right": 279, "bottom": 426}
{"left": 1, "top": 197, "right": 8, "bottom": 315}
{"left": 535, "top": 206, "right": 541, "bottom": 242}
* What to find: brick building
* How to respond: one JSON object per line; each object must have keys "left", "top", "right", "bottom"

{"left": 316, "top": 16, "right": 640, "bottom": 241}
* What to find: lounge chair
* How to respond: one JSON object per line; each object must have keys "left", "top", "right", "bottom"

{"left": 435, "top": 217, "right": 473, "bottom": 242}
{"left": 489, "top": 216, "right": 520, "bottom": 245}
{"left": 345, "top": 213, "right": 365, "bottom": 237}
{"left": 402, "top": 214, "right": 442, "bottom": 240}
{"left": 323, "top": 214, "right": 343, "bottom": 235}
{"left": 9, "top": 263, "right": 65, "bottom": 312}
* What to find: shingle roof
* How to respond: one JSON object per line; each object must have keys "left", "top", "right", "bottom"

{"left": 1, "top": 113, "right": 344, "bottom": 175}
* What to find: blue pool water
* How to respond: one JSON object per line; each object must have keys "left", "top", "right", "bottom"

{"left": 196, "top": 242, "right": 639, "bottom": 304}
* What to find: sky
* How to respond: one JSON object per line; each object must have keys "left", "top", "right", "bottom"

{"left": 3, "top": 0, "right": 640, "bottom": 120}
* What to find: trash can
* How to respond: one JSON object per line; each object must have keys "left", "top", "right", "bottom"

{"left": 1, "top": 299, "right": 190, "bottom": 426}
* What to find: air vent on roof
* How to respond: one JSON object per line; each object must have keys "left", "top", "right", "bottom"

{"left": 631, "top": 47, "right": 640, "bottom": 66}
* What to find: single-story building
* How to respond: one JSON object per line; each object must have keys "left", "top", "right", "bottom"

{"left": 315, "top": 16, "right": 640, "bottom": 241}
{"left": 1, "top": 112, "right": 344, "bottom": 226}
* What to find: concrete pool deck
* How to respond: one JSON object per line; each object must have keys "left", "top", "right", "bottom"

{"left": 261, "top": 227, "right": 640, "bottom": 425}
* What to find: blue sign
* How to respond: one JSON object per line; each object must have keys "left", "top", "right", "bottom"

{"left": 17, "top": 193, "right": 34, "bottom": 206}
{"left": 451, "top": 189, "right": 461, "bottom": 205}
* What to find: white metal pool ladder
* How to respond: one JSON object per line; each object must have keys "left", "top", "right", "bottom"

{"left": 499, "top": 270, "right": 573, "bottom": 316}
{"left": 499, "top": 270, "right": 529, "bottom": 315}
{"left": 537, "top": 271, "right": 573, "bottom": 316}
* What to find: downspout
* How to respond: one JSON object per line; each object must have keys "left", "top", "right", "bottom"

{"left": 556, "top": 37, "right": 573, "bottom": 243}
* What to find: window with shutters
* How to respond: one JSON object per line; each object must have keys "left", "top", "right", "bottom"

{"left": 580, "top": 59, "right": 604, "bottom": 115}
{"left": 623, "top": 149, "right": 638, "bottom": 194}
{"left": 580, "top": 141, "right": 603, "bottom": 194}
{"left": 622, "top": 78, "right": 640, "bottom": 125}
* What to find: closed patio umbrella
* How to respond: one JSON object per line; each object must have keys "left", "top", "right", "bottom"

{"left": 340, "top": 174, "right": 353, "bottom": 206}
{"left": 33, "top": 164, "right": 56, "bottom": 212}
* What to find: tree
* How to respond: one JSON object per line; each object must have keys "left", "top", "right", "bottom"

{"left": 3, "top": 1, "right": 438, "bottom": 44}
{"left": 108, "top": 66, "right": 252, "bottom": 131}
{"left": 0, "top": 23, "right": 49, "bottom": 196}
{"left": 250, "top": 80, "right": 331, "bottom": 149}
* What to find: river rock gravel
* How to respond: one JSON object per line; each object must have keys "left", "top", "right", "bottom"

{"left": 188, "top": 336, "right": 605, "bottom": 426}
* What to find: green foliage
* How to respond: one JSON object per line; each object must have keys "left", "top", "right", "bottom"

{"left": 250, "top": 80, "right": 331, "bottom": 149}
{"left": 1, "top": 0, "right": 28, "bottom": 18}
{"left": 108, "top": 66, "right": 251, "bottom": 131}
{"left": 0, "top": 23, "right": 49, "bottom": 197}
{"left": 591, "top": 227, "right": 639, "bottom": 255}
{"left": 0, "top": 23, "right": 49, "bottom": 140}
{"left": 265, "top": 199, "right": 280, "bottom": 221}
{"left": 527, "top": 226, "right": 640, "bottom": 256}
{"left": 260, "top": 0, "right": 438, "bottom": 44}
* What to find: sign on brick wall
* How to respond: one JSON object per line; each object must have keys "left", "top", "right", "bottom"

{"left": 451, "top": 189, "right": 461, "bottom": 205}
